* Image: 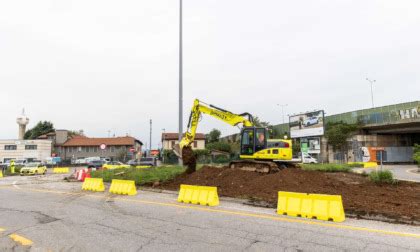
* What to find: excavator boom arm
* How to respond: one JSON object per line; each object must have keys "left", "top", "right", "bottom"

{"left": 174, "top": 99, "right": 254, "bottom": 156}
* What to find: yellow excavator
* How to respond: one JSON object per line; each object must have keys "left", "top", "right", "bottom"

{"left": 173, "top": 99, "right": 293, "bottom": 173}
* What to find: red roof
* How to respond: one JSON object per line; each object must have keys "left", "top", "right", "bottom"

{"left": 62, "top": 136, "right": 143, "bottom": 147}
{"left": 162, "top": 133, "right": 205, "bottom": 140}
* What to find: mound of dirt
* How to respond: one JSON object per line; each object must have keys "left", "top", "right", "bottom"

{"left": 182, "top": 146, "right": 196, "bottom": 174}
{"left": 161, "top": 166, "right": 420, "bottom": 223}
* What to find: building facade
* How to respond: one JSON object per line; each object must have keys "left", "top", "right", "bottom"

{"left": 161, "top": 133, "right": 206, "bottom": 150}
{"left": 0, "top": 139, "right": 52, "bottom": 163}
{"left": 59, "top": 136, "right": 143, "bottom": 162}
{"left": 223, "top": 101, "right": 420, "bottom": 163}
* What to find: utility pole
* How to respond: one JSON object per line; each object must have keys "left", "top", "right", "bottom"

{"left": 149, "top": 119, "right": 152, "bottom": 156}
{"left": 178, "top": 0, "right": 183, "bottom": 165}
{"left": 162, "top": 128, "right": 165, "bottom": 164}
{"left": 366, "top": 78, "right": 376, "bottom": 108}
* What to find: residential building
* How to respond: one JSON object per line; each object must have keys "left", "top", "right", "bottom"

{"left": 60, "top": 136, "right": 143, "bottom": 162}
{"left": 37, "top": 129, "right": 73, "bottom": 157}
{"left": 161, "top": 133, "right": 206, "bottom": 150}
{"left": 0, "top": 139, "right": 52, "bottom": 163}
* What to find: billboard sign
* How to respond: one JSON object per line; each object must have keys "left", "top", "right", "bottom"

{"left": 290, "top": 110, "right": 325, "bottom": 138}
{"left": 308, "top": 137, "right": 321, "bottom": 154}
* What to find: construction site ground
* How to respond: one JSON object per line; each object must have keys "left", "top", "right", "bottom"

{"left": 159, "top": 166, "right": 420, "bottom": 225}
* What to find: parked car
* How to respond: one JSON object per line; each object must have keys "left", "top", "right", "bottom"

{"left": 102, "top": 161, "right": 130, "bottom": 170}
{"left": 20, "top": 163, "right": 47, "bottom": 176}
{"left": 303, "top": 117, "right": 319, "bottom": 127}
{"left": 302, "top": 154, "right": 318, "bottom": 164}
{"left": 9, "top": 159, "right": 28, "bottom": 167}
{"left": 74, "top": 158, "right": 87, "bottom": 165}
{"left": 139, "top": 157, "right": 157, "bottom": 167}
{"left": 87, "top": 160, "right": 106, "bottom": 170}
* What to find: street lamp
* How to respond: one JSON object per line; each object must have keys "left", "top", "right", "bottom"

{"left": 277, "top": 104, "right": 288, "bottom": 124}
{"left": 366, "top": 78, "right": 376, "bottom": 108}
{"left": 178, "top": 0, "right": 183, "bottom": 165}
{"left": 162, "top": 128, "right": 165, "bottom": 164}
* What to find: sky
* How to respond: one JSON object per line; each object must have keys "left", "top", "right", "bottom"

{"left": 0, "top": 0, "right": 419, "bottom": 149}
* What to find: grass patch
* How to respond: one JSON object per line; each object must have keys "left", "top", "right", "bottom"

{"left": 369, "top": 170, "right": 396, "bottom": 184}
{"left": 301, "top": 163, "right": 355, "bottom": 172}
{"left": 91, "top": 165, "right": 187, "bottom": 186}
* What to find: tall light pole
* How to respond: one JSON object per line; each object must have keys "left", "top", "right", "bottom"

{"left": 277, "top": 104, "right": 288, "bottom": 124}
{"left": 178, "top": 0, "right": 183, "bottom": 165}
{"left": 366, "top": 78, "right": 376, "bottom": 108}
{"left": 149, "top": 119, "right": 152, "bottom": 156}
{"left": 162, "top": 128, "right": 165, "bottom": 164}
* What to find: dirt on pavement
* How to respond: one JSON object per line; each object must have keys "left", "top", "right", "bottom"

{"left": 160, "top": 166, "right": 420, "bottom": 223}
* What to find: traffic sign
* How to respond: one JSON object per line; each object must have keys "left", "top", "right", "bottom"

{"left": 100, "top": 144, "right": 107, "bottom": 150}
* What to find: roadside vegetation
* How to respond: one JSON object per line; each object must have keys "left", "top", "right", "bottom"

{"left": 369, "top": 170, "right": 396, "bottom": 184}
{"left": 301, "top": 163, "right": 362, "bottom": 172}
{"left": 91, "top": 165, "right": 192, "bottom": 186}
{"left": 413, "top": 144, "right": 420, "bottom": 171}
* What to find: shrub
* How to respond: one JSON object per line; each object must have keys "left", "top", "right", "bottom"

{"left": 413, "top": 144, "right": 420, "bottom": 168}
{"left": 91, "top": 166, "right": 186, "bottom": 186}
{"left": 346, "top": 163, "right": 365, "bottom": 168}
{"left": 301, "top": 163, "right": 352, "bottom": 172}
{"left": 369, "top": 170, "right": 396, "bottom": 184}
{"left": 212, "top": 155, "right": 230, "bottom": 164}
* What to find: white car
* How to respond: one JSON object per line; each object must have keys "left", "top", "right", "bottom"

{"left": 74, "top": 158, "right": 87, "bottom": 165}
{"left": 302, "top": 154, "right": 318, "bottom": 164}
{"left": 303, "top": 117, "right": 319, "bottom": 127}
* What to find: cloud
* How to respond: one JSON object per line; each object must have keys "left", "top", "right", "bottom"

{"left": 0, "top": 0, "right": 419, "bottom": 148}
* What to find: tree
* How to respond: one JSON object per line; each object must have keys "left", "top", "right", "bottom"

{"left": 413, "top": 144, "right": 420, "bottom": 169}
{"left": 325, "top": 121, "right": 358, "bottom": 162}
{"left": 252, "top": 116, "right": 270, "bottom": 128}
{"left": 68, "top": 130, "right": 85, "bottom": 137}
{"left": 206, "top": 129, "right": 221, "bottom": 144}
{"left": 206, "top": 142, "right": 232, "bottom": 153}
{"left": 24, "top": 121, "right": 55, "bottom": 140}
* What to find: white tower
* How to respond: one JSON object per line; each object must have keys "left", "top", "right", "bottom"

{"left": 16, "top": 109, "right": 29, "bottom": 140}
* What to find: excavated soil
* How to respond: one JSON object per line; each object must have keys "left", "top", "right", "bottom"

{"left": 161, "top": 166, "right": 420, "bottom": 223}
{"left": 182, "top": 146, "right": 197, "bottom": 174}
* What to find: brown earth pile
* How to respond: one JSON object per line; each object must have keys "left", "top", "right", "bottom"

{"left": 161, "top": 166, "right": 420, "bottom": 223}
{"left": 182, "top": 146, "right": 196, "bottom": 174}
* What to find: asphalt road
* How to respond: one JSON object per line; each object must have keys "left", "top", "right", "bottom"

{"left": 0, "top": 174, "right": 419, "bottom": 251}
{"left": 354, "top": 165, "right": 420, "bottom": 183}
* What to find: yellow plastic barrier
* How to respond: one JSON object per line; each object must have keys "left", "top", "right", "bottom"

{"left": 109, "top": 179, "right": 137, "bottom": 196}
{"left": 277, "top": 191, "right": 345, "bottom": 222}
{"left": 348, "top": 162, "right": 378, "bottom": 169}
{"left": 363, "top": 162, "right": 378, "bottom": 168}
{"left": 82, "top": 178, "right": 105, "bottom": 192}
{"left": 177, "top": 185, "right": 219, "bottom": 206}
{"left": 0, "top": 171, "right": 3, "bottom": 178}
{"left": 135, "top": 165, "right": 151, "bottom": 169}
{"left": 53, "top": 167, "right": 70, "bottom": 174}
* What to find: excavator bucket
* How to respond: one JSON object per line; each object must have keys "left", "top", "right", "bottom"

{"left": 173, "top": 144, "right": 182, "bottom": 158}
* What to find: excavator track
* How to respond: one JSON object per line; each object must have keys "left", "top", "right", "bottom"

{"left": 229, "top": 160, "right": 280, "bottom": 174}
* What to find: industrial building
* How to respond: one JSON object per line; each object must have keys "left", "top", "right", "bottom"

{"left": 224, "top": 101, "right": 420, "bottom": 163}
{"left": 0, "top": 112, "right": 52, "bottom": 163}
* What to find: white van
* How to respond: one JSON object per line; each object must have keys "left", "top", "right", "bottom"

{"left": 302, "top": 154, "right": 318, "bottom": 164}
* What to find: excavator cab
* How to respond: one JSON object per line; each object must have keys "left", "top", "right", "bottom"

{"left": 240, "top": 127, "right": 267, "bottom": 155}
